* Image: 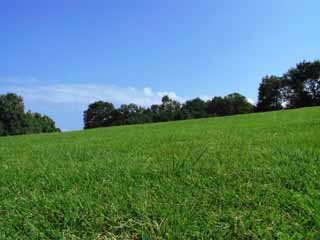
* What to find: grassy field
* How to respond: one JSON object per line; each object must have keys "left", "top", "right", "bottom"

{"left": 0, "top": 107, "right": 319, "bottom": 239}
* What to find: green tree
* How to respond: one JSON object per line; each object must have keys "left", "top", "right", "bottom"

{"left": 207, "top": 96, "right": 228, "bottom": 116}
{"left": 257, "top": 75, "right": 283, "bottom": 111}
{"left": 282, "top": 60, "right": 320, "bottom": 108}
{"left": 25, "top": 111, "right": 60, "bottom": 134}
{"left": 0, "top": 93, "right": 27, "bottom": 136}
{"left": 159, "top": 96, "right": 182, "bottom": 121}
{"left": 224, "top": 93, "right": 254, "bottom": 115}
{"left": 117, "top": 103, "right": 150, "bottom": 125}
{"left": 150, "top": 104, "right": 161, "bottom": 122}
{"left": 182, "top": 98, "right": 208, "bottom": 119}
{"left": 84, "top": 101, "right": 116, "bottom": 129}
{"left": 0, "top": 93, "right": 59, "bottom": 136}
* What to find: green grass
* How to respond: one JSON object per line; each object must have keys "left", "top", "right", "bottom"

{"left": 0, "top": 107, "right": 320, "bottom": 239}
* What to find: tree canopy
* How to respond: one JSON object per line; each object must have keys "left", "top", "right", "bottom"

{"left": 83, "top": 93, "right": 254, "bottom": 129}
{"left": 0, "top": 93, "right": 60, "bottom": 136}
{"left": 257, "top": 75, "right": 282, "bottom": 112}
{"left": 257, "top": 60, "right": 320, "bottom": 110}
{"left": 282, "top": 60, "right": 320, "bottom": 108}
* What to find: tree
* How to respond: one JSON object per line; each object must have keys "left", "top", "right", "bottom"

{"left": 0, "top": 93, "right": 27, "bottom": 136}
{"left": 84, "top": 101, "right": 116, "bottom": 129}
{"left": 207, "top": 96, "right": 228, "bottom": 116}
{"left": 158, "top": 95, "right": 182, "bottom": 121}
{"left": 118, "top": 104, "right": 138, "bottom": 125}
{"left": 117, "top": 103, "right": 151, "bottom": 125}
{"left": 0, "top": 93, "right": 59, "bottom": 136}
{"left": 282, "top": 60, "right": 320, "bottom": 108}
{"left": 223, "top": 93, "right": 253, "bottom": 115}
{"left": 256, "top": 75, "right": 283, "bottom": 111}
{"left": 182, "top": 98, "right": 208, "bottom": 119}
{"left": 25, "top": 111, "right": 60, "bottom": 134}
{"left": 150, "top": 104, "right": 162, "bottom": 122}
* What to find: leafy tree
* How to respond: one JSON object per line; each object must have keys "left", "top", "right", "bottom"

{"left": 25, "top": 111, "right": 60, "bottom": 133}
{"left": 159, "top": 96, "right": 182, "bottom": 121}
{"left": 25, "top": 111, "right": 43, "bottom": 133}
{"left": 84, "top": 101, "right": 116, "bottom": 129}
{"left": 207, "top": 96, "right": 228, "bottom": 116}
{"left": 117, "top": 104, "right": 151, "bottom": 125}
{"left": 0, "top": 93, "right": 59, "bottom": 136}
{"left": 223, "top": 93, "right": 254, "bottom": 115}
{"left": 282, "top": 60, "right": 320, "bottom": 108}
{"left": 0, "top": 93, "right": 27, "bottom": 136}
{"left": 257, "top": 75, "right": 283, "bottom": 111}
{"left": 182, "top": 98, "right": 208, "bottom": 119}
{"left": 118, "top": 104, "right": 137, "bottom": 125}
{"left": 149, "top": 104, "right": 162, "bottom": 122}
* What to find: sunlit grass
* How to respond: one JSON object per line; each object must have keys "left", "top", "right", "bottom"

{"left": 0, "top": 107, "right": 319, "bottom": 239}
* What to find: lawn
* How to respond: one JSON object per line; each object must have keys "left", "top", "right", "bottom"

{"left": 0, "top": 107, "right": 319, "bottom": 239}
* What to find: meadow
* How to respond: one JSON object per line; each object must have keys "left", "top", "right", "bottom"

{"left": 0, "top": 107, "right": 319, "bottom": 239}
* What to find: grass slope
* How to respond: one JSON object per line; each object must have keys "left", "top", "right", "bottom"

{"left": 0, "top": 107, "right": 320, "bottom": 239}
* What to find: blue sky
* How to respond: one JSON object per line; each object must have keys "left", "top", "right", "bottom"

{"left": 1, "top": 0, "right": 319, "bottom": 130}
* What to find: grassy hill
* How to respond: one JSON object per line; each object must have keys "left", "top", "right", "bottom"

{"left": 0, "top": 107, "right": 319, "bottom": 239}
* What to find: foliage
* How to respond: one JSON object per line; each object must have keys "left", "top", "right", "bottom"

{"left": 0, "top": 107, "right": 319, "bottom": 238}
{"left": 25, "top": 111, "right": 60, "bottom": 134}
{"left": 0, "top": 93, "right": 27, "bottom": 136}
{"left": 83, "top": 59, "right": 320, "bottom": 130}
{"left": 182, "top": 97, "right": 208, "bottom": 119}
{"left": 207, "top": 96, "right": 228, "bottom": 116}
{"left": 223, "top": 93, "right": 254, "bottom": 115}
{"left": 282, "top": 60, "right": 320, "bottom": 108}
{"left": 256, "top": 60, "right": 320, "bottom": 110}
{"left": 83, "top": 101, "right": 116, "bottom": 129}
{"left": 0, "top": 93, "right": 60, "bottom": 136}
{"left": 257, "top": 75, "right": 283, "bottom": 111}
{"left": 84, "top": 93, "right": 253, "bottom": 129}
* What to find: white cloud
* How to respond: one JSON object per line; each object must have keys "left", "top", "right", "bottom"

{"left": 199, "top": 95, "right": 212, "bottom": 101}
{"left": 2, "top": 79, "right": 256, "bottom": 108}
{"left": 5, "top": 84, "right": 182, "bottom": 107}
{"left": 143, "top": 87, "right": 153, "bottom": 97}
{"left": 246, "top": 97, "right": 256, "bottom": 105}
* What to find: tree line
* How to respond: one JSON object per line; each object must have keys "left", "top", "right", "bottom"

{"left": 0, "top": 93, "right": 60, "bottom": 136}
{"left": 84, "top": 92, "right": 254, "bottom": 129}
{"left": 257, "top": 60, "right": 320, "bottom": 111}
{"left": 84, "top": 59, "right": 320, "bottom": 129}
{"left": 1, "top": 59, "right": 319, "bottom": 135}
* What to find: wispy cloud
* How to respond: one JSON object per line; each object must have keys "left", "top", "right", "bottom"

{"left": 1, "top": 79, "right": 257, "bottom": 108}
{"left": 4, "top": 83, "right": 182, "bottom": 107}
{"left": 0, "top": 77, "right": 40, "bottom": 85}
{"left": 246, "top": 97, "right": 256, "bottom": 105}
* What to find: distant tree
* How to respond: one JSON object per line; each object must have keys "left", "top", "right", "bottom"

{"left": 207, "top": 96, "right": 228, "bottom": 116}
{"left": 256, "top": 75, "right": 283, "bottom": 111}
{"left": 224, "top": 93, "right": 254, "bottom": 115}
{"left": 282, "top": 60, "right": 320, "bottom": 108}
{"left": 182, "top": 98, "right": 208, "bottom": 119}
{"left": 150, "top": 104, "right": 161, "bottom": 122}
{"left": 0, "top": 93, "right": 59, "bottom": 136}
{"left": 0, "top": 93, "right": 27, "bottom": 136}
{"left": 84, "top": 101, "right": 116, "bottom": 129}
{"left": 25, "top": 111, "right": 43, "bottom": 133}
{"left": 117, "top": 104, "right": 151, "bottom": 125}
{"left": 118, "top": 104, "right": 137, "bottom": 125}
{"left": 25, "top": 111, "right": 60, "bottom": 134}
{"left": 159, "top": 95, "right": 182, "bottom": 121}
